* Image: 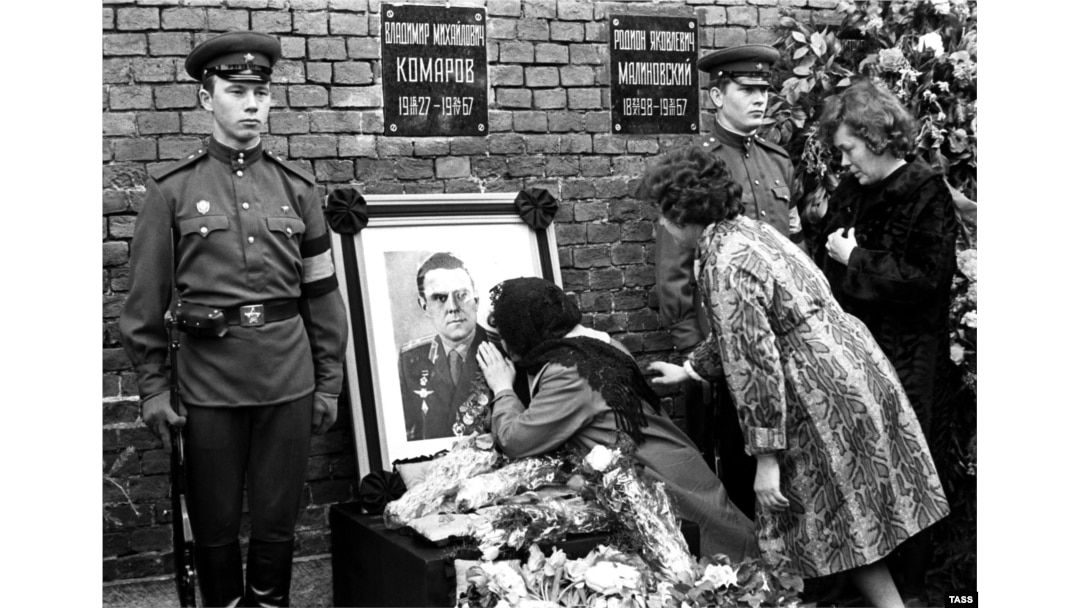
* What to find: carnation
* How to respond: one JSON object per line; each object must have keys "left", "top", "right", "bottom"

{"left": 917, "top": 32, "right": 945, "bottom": 57}
{"left": 877, "top": 47, "right": 906, "bottom": 72}
{"left": 584, "top": 445, "right": 617, "bottom": 472}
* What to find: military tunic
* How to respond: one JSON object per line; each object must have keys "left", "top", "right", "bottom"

{"left": 398, "top": 326, "right": 493, "bottom": 441}
{"left": 120, "top": 137, "right": 347, "bottom": 407}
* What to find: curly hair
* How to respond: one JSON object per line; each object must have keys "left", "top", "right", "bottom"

{"left": 817, "top": 79, "right": 915, "bottom": 158}
{"left": 638, "top": 146, "right": 743, "bottom": 225}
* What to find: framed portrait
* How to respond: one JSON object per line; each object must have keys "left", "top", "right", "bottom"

{"left": 329, "top": 192, "right": 561, "bottom": 476}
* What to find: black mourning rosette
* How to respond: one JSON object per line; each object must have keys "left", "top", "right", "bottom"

{"left": 325, "top": 187, "right": 369, "bottom": 234}
{"left": 358, "top": 469, "right": 406, "bottom": 515}
{"left": 514, "top": 188, "right": 558, "bottom": 230}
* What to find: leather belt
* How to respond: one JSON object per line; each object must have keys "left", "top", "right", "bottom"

{"left": 222, "top": 300, "right": 300, "bottom": 327}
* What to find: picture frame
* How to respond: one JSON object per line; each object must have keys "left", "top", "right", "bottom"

{"left": 328, "top": 191, "right": 562, "bottom": 477}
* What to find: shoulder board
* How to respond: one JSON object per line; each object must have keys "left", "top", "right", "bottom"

{"left": 149, "top": 148, "right": 207, "bottom": 181}
{"left": 754, "top": 136, "right": 791, "bottom": 158}
{"left": 264, "top": 150, "right": 316, "bottom": 185}
{"left": 400, "top": 334, "right": 437, "bottom": 354}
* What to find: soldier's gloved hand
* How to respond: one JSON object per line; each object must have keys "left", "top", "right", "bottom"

{"left": 312, "top": 392, "right": 339, "bottom": 435}
{"left": 140, "top": 392, "right": 187, "bottom": 454}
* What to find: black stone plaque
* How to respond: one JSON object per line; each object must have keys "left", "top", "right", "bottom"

{"left": 381, "top": 4, "right": 488, "bottom": 137}
{"left": 609, "top": 15, "right": 699, "bottom": 134}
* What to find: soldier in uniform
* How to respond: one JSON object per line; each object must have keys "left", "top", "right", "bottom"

{"left": 653, "top": 45, "right": 806, "bottom": 521}
{"left": 119, "top": 31, "right": 347, "bottom": 607}
{"left": 398, "top": 252, "right": 493, "bottom": 441}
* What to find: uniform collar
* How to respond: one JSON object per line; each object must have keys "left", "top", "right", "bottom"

{"left": 709, "top": 120, "right": 757, "bottom": 151}
{"left": 207, "top": 137, "right": 264, "bottom": 169}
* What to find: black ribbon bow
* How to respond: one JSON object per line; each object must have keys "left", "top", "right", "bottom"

{"left": 514, "top": 187, "right": 558, "bottom": 230}
{"left": 358, "top": 470, "right": 407, "bottom": 515}
{"left": 325, "top": 187, "right": 369, "bottom": 234}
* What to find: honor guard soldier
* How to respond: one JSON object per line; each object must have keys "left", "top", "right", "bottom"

{"left": 652, "top": 44, "right": 806, "bottom": 521}
{"left": 119, "top": 31, "right": 348, "bottom": 607}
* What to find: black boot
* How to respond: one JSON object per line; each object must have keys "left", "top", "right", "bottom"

{"left": 243, "top": 538, "right": 295, "bottom": 607}
{"left": 193, "top": 541, "right": 244, "bottom": 607}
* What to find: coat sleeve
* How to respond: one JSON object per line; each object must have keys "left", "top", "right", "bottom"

{"left": 119, "top": 179, "right": 175, "bottom": 401}
{"left": 654, "top": 227, "right": 707, "bottom": 351}
{"left": 690, "top": 255, "right": 787, "bottom": 455}
{"left": 490, "top": 364, "right": 600, "bottom": 459}
{"left": 297, "top": 187, "right": 348, "bottom": 395}
{"left": 843, "top": 177, "right": 958, "bottom": 305}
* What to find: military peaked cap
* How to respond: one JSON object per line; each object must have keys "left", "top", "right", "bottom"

{"left": 185, "top": 31, "right": 281, "bottom": 83}
{"left": 698, "top": 44, "right": 780, "bottom": 86}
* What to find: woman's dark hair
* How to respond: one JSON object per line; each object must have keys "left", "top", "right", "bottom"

{"left": 638, "top": 146, "right": 743, "bottom": 225}
{"left": 488, "top": 277, "right": 581, "bottom": 360}
{"left": 817, "top": 79, "right": 915, "bottom": 158}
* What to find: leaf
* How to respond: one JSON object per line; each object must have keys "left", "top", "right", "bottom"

{"left": 793, "top": 66, "right": 811, "bottom": 76}
{"left": 792, "top": 31, "right": 807, "bottom": 43}
{"left": 810, "top": 31, "right": 827, "bottom": 57}
{"left": 793, "top": 46, "right": 809, "bottom": 60}
{"left": 838, "top": 77, "right": 851, "bottom": 87}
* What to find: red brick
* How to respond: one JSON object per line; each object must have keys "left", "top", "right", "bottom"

{"left": 270, "top": 111, "right": 311, "bottom": 134}
{"left": 103, "top": 7, "right": 115, "bottom": 29}
{"left": 517, "top": 19, "right": 550, "bottom": 41}
{"left": 536, "top": 43, "right": 569, "bottom": 64}
{"left": 137, "top": 112, "right": 180, "bottom": 135}
{"left": 435, "top": 157, "right": 470, "bottom": 179}
{"left": 294, "top": 11, "right": 329, "bottom": 35}
{"left": 104, "top": 113, "right": 138, "bottom": 137}
{"left": 490, "top": 65, "right": 524, "bottom": 86}
{"left": 161, "top": 7, "right": 207, "bottom": 30}
{"left": 395, "top": 158, "right": 434, "bottom": 180}
{"left": 346, "top": 37, "right": 379, "bottom": 59}
{"left": 525, "top": 66, "right": 559, "bottom": 88}
{"left": 288, "top": 85, "right": 329, "bottom": 107}
{"left": 558, "top": 0, "right": 593, "bottom": 20}
{"left": 329, "top": 86, "right": 380, "bottom": 107}
{"left": 500, "top": 41, "right": 534, "bottom": 63}
{"left": 181, "top": 111, "right": 213, "bottom": 134}
{"left": 308, "top": 38, "right": 347, "bottom": 60}
{"left": 289, "top": 135, "right": 337, "bottom": 157}
{"left": 332, "top": 62, "right": 374, "bottom": 85}
{"left": 496, "top": 88, "right": 531, "bottom": 109}
{"left": 413, "top": 139, "right": 450, "bottom": 156}
{"left": 253, "top": 10, "right": 292, "bottom": 32}
{"left": 314, "top": 159, "right": 355, "bottom": 182}
{"left": 104, "top": 33, "right": 147, "bottom": 56}
{"left": 489, "top": 0, "right": 522, "bottom": 17}
{"left": 330, "top": 12, "right": 366, "bottom": 35}
{"left": 104, "top": 58, "right": 133, "bottom": 84}
{"left": 280, "top": 36, "right": 307, "bottom": 59}
{"left": 307, "top": 62, "right": 332, "bottom": 84}
{"left": 117, "top": 8, "right": 159, "bottom": 31}
{"left": 568, "top": 88, "right": 601, "bottom": 110}
{"left": 488, "top": 18, "right": 517, "bottom": 40}
{"left": 132, "top": 57, "right": 178, "bottom": 82}
{"left": 103, "top": 190, "right": 130, "bottom": 214}
{"left": 207, "top": 9, "right": 250, "bottom": 31}
{"left": 158, "top": 137, "right": 203, "bottom": 159}
{"left": 113, "top": 139, "right": 157, "bottom": 162}
{"left": 551, "top": 22, "right": 584, "bottom": 41}
{"left": 148, "top": 32, "right": 193, "bottom": 56}
{"left": 154, "top": 84, "right": 198, "bottom": 109}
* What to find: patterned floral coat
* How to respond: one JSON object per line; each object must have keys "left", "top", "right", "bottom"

{"left": 687, "top": 215, "right": 949, "bottom": 577}
{"left": 814, "top": 160, "right": 959, "bottom": 462}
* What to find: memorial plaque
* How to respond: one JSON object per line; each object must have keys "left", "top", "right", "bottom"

{"left": 381, "top": 4, "right": 488, "bottom": 137}
{"left": 609, "top": 15, "right": 699, "bottom": 134}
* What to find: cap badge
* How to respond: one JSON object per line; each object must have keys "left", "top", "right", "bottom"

{"left": 244, "top": 53, "right": 255, "bottom": 62}
{"left": 196, "top": 200, "right": 210, "bottom": 215}
{"left": 756, "top": 63, "right": 763, "bottom": 70}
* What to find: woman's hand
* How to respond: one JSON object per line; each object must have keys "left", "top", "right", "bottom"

{"left": 647, "top": 361, "right": 690, "bottom": 386}
{"left": 477, "top": 341, "right": 516, "bottom": 394}
{"left": 754, "top": 453, "right": 790, "bottom": 511}
{"left": 826, "top": 227, "right": 858, "bottom": 265}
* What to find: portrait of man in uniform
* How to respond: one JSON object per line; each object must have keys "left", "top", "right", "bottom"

{"left": 396, "top": 252, "right": 493, "bottom": 441}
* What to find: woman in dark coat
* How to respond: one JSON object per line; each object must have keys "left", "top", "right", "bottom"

{"left": 814, "top": 79, "right": 960, "bottom": 602}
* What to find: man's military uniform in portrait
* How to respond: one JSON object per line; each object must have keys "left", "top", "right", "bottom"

{"left": 398, "top": 326, "right": 492, "bottom": 441}
{"left": 119, "top": 31, "right": 347, "bottom": 607}
{"left": 654, "top": 45, "right": 805, "bottom": 521}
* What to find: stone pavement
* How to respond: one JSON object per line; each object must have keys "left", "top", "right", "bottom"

{"left": 102, "top": 554, "right": 332, "bottom": 608}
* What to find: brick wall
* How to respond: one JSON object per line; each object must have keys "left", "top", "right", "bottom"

{"left": 102, "top": 0, "right": 839, "bottom": 582}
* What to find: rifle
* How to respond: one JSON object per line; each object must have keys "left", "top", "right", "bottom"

{"left": 168, "top": 316, "right": 198, "bottom": 606}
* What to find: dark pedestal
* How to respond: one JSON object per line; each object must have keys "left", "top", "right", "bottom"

{"left": 330, "top": 502, "right": 699, "bottom": 607}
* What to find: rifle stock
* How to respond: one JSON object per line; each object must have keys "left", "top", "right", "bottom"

{"left": 169, "top": 319, "right": 198, "bottom": 607}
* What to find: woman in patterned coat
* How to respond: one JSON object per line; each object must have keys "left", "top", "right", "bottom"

{"left": 645, "top": 146, "right": 948, "bottom": 608}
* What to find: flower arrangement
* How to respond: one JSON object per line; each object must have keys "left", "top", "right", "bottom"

{"left": 457, "top": 543, "right": 803, "bottom": 608}
{"left": 949, "top": 246, "right": 977, "bottom": 394}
